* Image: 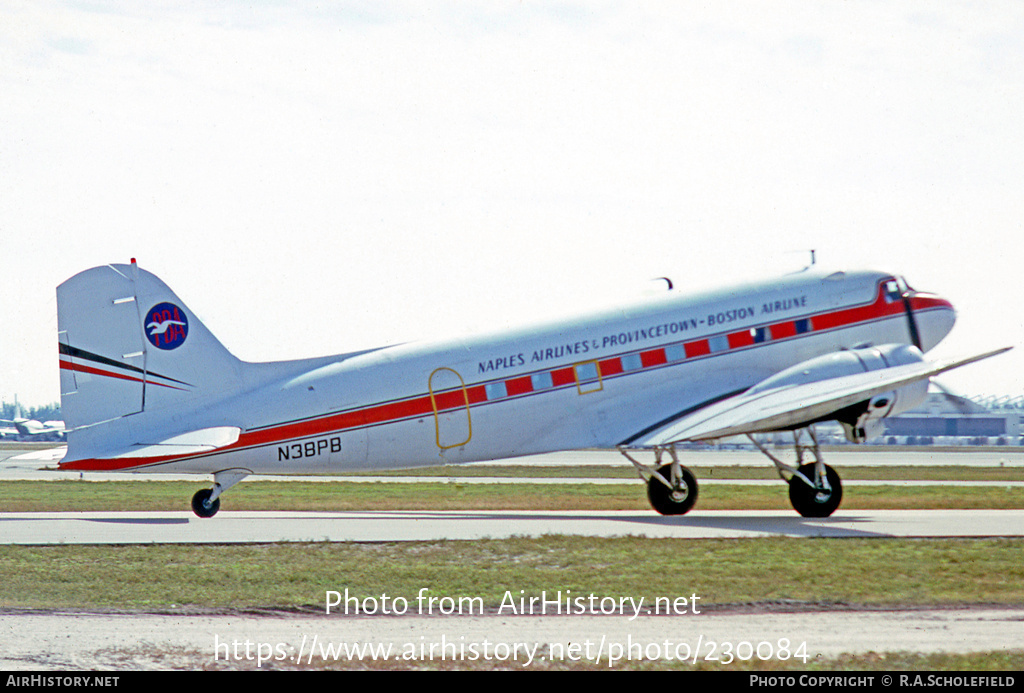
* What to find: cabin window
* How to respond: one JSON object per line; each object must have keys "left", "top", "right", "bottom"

{"left": 665, "top": 344, "right": 686, "bottom": 361}
{"left": 708, "top": 335, "right": 729, "bottom": 353}
{"left": 531, "top": 372, "right": 553, "bottom": 391}
{"left": 620, "top": 353, "right": 643, "bottom": 371}
{"left": 485, "top": 382, "right": 507, "bottom": 400}
{"left": 575, "top": 361, "right": 599, "bottom": 381}
{"left": 574, "top": 361, "right": 603, "bottom": 394}
{"left": 795, "top": 318, "right": 812, "bottom": 334}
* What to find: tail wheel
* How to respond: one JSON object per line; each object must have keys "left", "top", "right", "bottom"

{"left": 191, "top": 488, "right": 220, "bottom": 518}
{"left": 788, "top": 463, "right": 843, "bottom": 518}
{"left": 647, "top": 464, "right": 698, "bottom": 516}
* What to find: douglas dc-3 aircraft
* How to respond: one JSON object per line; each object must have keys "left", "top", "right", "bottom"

{"left": 55, "top": 260, "right": 1009, "bottom": 518}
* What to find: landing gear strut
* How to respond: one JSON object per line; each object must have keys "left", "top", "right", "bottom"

{"left": 748, "top": 426, "right": 843, "bottom": 517}
{"left": 619, "top": 446, "right": 699, "bottom": 516}
{"left": 190, "top": 469, "right": 250, "bottom": 519}
{"left": 622, "top": 426, "right": 843, "bottom": 518}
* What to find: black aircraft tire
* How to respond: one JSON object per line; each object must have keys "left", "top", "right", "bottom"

{"left": 191, "top": 488, "right": 221, "bottom": 518}
{"left": 647, "top": 464, "right": 698, "bottom": 516}
{"left": 789, "top": 463, "right": 843, "bottom": 518}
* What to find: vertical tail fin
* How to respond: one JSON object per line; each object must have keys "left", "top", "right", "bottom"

{"left": 57, "top": 261, "right": 244, "bottom": 430}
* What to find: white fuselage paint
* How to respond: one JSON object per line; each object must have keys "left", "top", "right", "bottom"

{"left": 61, "top": 269, "right": 956, "bottom": 475}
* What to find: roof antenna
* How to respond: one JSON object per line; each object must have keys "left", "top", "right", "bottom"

{"left": 799, "top": 249, "right": 816, "bottom": 272}
{"left": 786, "top": 249, "right": 818, "bottom": 273}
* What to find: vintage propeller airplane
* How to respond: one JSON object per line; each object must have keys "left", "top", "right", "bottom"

{"left": 1, "top": 400, "right": 66, "bottom": 441}
{"left": 55, "top": 260, "right": 1008, "bottom": 518}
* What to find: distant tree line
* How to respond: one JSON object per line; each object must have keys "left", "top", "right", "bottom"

{"left": 1, "top": 402, "right": 62, "bottom": 422}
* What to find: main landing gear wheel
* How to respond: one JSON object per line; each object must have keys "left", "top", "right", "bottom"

{"left": 191, "top": 488, "right": 221, "bottom": 518}
{"left": 788, "top": 463, "right": 843, "bottom": 518}
{"left": 647, "top": 464, "right": 698, "bottom": 516}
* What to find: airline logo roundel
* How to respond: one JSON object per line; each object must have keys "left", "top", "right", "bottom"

{"left": 145, "top": 302, "right": 189, "bottom": 350}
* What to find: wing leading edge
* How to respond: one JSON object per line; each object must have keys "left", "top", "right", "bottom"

{"left": 636, "top": 346, "right": 1012, "bottom": 446}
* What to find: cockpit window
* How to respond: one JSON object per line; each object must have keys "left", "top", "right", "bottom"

{"left": 884, "top": 279, "right": 902, "bottom": 302}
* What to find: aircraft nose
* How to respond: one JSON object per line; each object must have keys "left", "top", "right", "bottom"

{"left": 909, "top": 292, "right": 956, "bottom": 352}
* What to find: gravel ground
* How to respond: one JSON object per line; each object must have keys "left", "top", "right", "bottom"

{"left": 2, "top": 606, "right": 1022, "bottom": 670}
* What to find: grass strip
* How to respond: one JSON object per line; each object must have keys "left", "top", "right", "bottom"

{"left": 356, "top": 464, "right": 1024, "bottom": 481}
{"left": 1, "top": 479, "right": 1022, "bottom": 512}
{"left": 1, "top": 537, "right": 1022, "bottom": 611}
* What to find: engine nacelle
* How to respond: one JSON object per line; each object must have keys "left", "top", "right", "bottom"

{"left": 751, "top": 344, "right": 930, "bottom": 443}
{"left": 839, "top": 377, "right": 929, "bottom": 443}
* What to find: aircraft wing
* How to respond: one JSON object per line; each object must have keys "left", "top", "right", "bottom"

{"left": 637, "top": 347, "right": 1012, "bottom": 446}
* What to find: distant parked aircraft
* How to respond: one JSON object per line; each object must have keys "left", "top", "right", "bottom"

{"left": 1, "top": 402, "right": 65, "bottom": 441}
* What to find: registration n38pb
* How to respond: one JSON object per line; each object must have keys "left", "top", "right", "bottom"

{"left": 278, "top": 436, "right": 342, "bottom": 461}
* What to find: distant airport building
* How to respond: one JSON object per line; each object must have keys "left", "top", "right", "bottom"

{"left": 879, "top": 391, "right": 1022, "bottom": 446}
{"left": 749, "top": 391, "right": 1023, "bottom": 448}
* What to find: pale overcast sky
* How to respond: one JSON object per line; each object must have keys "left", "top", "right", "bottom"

{"left": 2, "top": 1, "right": 1023, "bottom": 407}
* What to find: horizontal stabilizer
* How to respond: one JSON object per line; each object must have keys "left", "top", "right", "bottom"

{"left": 638, "top": 347, "right": 1012, "bottom": 446}
{"left": 61, "top": 426, "right": 241, "bottom": 463}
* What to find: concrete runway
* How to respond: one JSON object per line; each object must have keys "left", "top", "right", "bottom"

{"left": 2, "top": 509, "right": 1023, "bottom": 544}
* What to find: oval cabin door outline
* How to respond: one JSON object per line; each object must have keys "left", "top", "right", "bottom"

{"left": 428, "top": 367, "right": 472, "bottom": 450}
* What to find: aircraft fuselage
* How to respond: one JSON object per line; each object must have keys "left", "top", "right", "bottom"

{"left": 60, "top": 268, "right": 954, "bottom": 476}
